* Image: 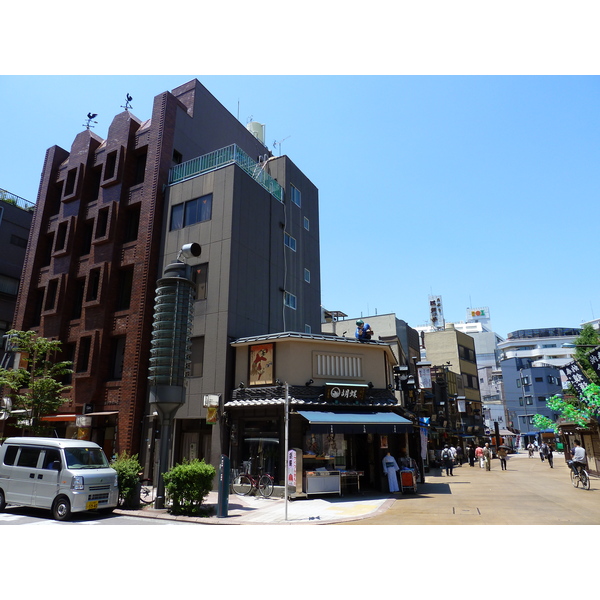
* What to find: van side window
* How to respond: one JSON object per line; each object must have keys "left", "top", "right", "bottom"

{"left": 3, "top": 446, "right": 18, "bottom": 465}
{"left": 43, "top": 449, "right": 61, "bottom": 470}
{"left": 17, "top": 447, "right": 41, "bottom": 468}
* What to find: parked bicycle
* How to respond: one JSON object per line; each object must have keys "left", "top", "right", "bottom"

{"left": 570, "top": 464, "right": 591, "bottom": 490}
{"left": 231, "top": 469, "right": 275, "bottom": 497}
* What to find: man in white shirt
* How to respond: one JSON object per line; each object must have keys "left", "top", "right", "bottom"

{"left": 569, "top": 440, "right": 587, "bottom": 476}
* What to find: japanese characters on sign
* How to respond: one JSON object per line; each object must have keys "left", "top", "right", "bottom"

{"left": 561, "top": 360, "right": 590, "bottom": 396}
{"left": 325, "top": 384, "right": 366, "bottom": 402}
{"left": 586, "top": 346, "right": 600, "bottom": 378}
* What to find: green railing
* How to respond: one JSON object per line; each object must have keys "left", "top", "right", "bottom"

{"left": 0, "top": 188, "right": 35, "bottom": 212}
{"left": 168, "top": 144, "right": 283, "bottom": 202}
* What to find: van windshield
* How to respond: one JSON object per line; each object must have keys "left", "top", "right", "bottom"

{"left": 64, "top": 447, "right": 110, "bottom": 469}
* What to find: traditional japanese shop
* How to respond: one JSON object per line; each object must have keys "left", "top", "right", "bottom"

{"left": 224, "top": 333, "right": 415, "bottom": 495}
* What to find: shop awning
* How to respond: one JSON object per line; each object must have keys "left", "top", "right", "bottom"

{"left": 297, "top": 411, "right": 412, "bottom": 434}
{"left": 40, "top": 414, "right": 77, "bottom": 422}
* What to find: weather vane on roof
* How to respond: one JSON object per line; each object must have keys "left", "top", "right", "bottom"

{"left": 84, "top": 113, "right": 98, "bottom": 130}
{"left": 121, "top": 93, "right": 133, "bottom": 111}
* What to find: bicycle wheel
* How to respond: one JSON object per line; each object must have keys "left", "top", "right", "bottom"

{"left": 258, "top": 474, "right": 274, "bottom": 498}
{"left": 232, "top": 475, "right": 253, "bottom": 496}
{"left": 139, "top": 479, "right": 156, "bottom": 504}
{"left": 571, "top": 470, "right": 579, "bottom": 488}
{"left": 580, "top": 470, "right": 591, "bottom": 490}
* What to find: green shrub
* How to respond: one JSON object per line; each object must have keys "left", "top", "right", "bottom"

{"left": 111, "top": 451, "right": 142, "bottom": 508}
{"left": 163, "top": 458, "right": 216, "bottom": 516}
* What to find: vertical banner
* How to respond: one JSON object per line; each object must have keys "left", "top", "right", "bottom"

{"left": 287, "top": 449, "right": 296, "bottom": 488}
{"left": 561, "top": 360, "right": 590, "bottom": 396}
{"left": 586, "top": 346, "right": 600, "bottom": 378}
{"left": 418, "top": 366, "right": 432, "bottom": 389}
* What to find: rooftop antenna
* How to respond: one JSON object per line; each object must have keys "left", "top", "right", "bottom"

{"left": 273, "top": 135, "right": 290, "bottom": 156}
{"left": 121, "top": 93, "right": 133, "bottom": 111}
{"left": 84, "top": 113, "right": 98, "bottom": 130}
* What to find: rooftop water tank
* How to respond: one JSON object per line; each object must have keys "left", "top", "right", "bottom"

{"left": 246, "top": 121, "right": 265, "bottom": 144}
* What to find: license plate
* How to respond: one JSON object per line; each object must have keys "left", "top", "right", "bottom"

{"left": 86, "top": 500, "right": 99, "bottom": 510}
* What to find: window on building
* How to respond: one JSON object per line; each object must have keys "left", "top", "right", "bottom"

{"left": 123, "top": 206, "right": 140, "bottom": 243}
{"left": 77, "top": 336, "right": 92, "bottom": 373}
{"left": 304, "top": 268, "right": 310, "bottom": 283}
{"left": 86, "top": 269, "right": 101, "bottom": 302}
{"left": 305, "top": 324, "right": 312, "bottom": 334}
{"left": 89, "top": 167, "right": 102, "bottom": 201}
{"left": 284, "top": 292, "right": 297, "bottom": 310}
{"left": 116, "top": 268, "right": 133, "bottom": 311}
{"left": 315, "top": 352, "right": 363, "bottom": 378}
{"left": 81, "top": 221, "right": 93, "bottom": 255}
{"left": 110, "top": 336, "right": 126, "bottom": 380}
{"left": 304, "top": 216, "right": 310, "bottom": 230}
{"left": 190, "top": 337, "right": 205, "bottom": 377}
{"left": 170, "top": 194, "right": 213, "bottom": 230}
{"left": 133, "top": 152, "right": 147, "bottom": 186}
{"left": 538, "top": 396, "right": 546, "bottom": 403}
{"left": 104, "top": 151, "right": 117, "bottom": 181}
{"left": 284, "top": 233, "right": 296, "bottom": 251}
{"left": 95, "top": 207, "right": 109, "bottom": 238}
{"left": 45, "top": 279, "right": 59, "bottom": 311}
{"left": 64, "top": 168, "right": 77, "bottom": 197}
{"left": 192, "top": 263, "right": 208, "bottom": 300}
{"left": 10, "top": 234, "right": 27, "bottom": 249}
{"left": 0, "top": 274, "right": 19, "bottom": 297}
{"left": 525, "top": 395, "right": 533, "bottom": 405}
{"left": 535, "top": 377, "right": 543, "bottom": 382}
{"left": 54, "top": 221, "right": 68, "bottom": 252}
{"left": 71, "top": 279, "right": 85, "bottom": 319}
{"left": 290, "top": 184, "right": 301, "bottom": 207}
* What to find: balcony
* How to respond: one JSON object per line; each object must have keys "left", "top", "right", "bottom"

{"left": 0, "top": 188, "right": 35, "bottom": 212}
{"left": 168, "top": 144, "right": 284, "bottom": 202}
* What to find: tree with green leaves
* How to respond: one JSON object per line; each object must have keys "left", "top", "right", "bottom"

{"left": 533, "top": 324, "right": 600, "bottom": 432}
{"left": 0, "top": 330, "right": 73, "bottom": 433}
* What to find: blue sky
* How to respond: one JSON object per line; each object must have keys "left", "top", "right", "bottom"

{"left": 1, "top": 75, "right": 598, "bottom": 339}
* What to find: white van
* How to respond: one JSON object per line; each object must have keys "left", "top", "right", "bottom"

{"left": 0, "top": 437, "right": 119, "bottom": 521}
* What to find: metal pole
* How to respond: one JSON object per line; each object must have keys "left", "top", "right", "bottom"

{"left": 284, "top": 382, "right": 289, "bottom": 522}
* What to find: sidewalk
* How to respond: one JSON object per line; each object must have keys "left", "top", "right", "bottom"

{"left": 114, "top": 489, "right": 397, "bottom": 525}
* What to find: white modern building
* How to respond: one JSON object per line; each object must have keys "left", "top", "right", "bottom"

{"left": 497, "top": 327, "right": 581, "bottom": 370}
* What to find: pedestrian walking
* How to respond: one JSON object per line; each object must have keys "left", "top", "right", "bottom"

{"left": 382, "top": 451, "right": 400, "bottom": 492}
{"left": 441, "top": 444, "right": 454, "bottom": 476}
{"left": 467, "top": 443, "right": 476, "bottom": 467}
{"left": 546, "top": 443, "right": 554, "bottom": 468}
{"left": 455, "top": 445, "right": 464, "bottom": 466}
{"left": 497, "top": 446, "right": 508, "bottom": 470}
{"left": 483, "top": 443, "right": 493, "bottom": 471}
{"left": 475, "top": 444, "right": 484, "bottom": 468}
{"left": 540, "top": 442, "right": 549, "bottom": 463}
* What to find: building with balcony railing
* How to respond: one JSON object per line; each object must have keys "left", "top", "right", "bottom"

{"left": 0, "top": 188, "right": 34, "bottom": 358}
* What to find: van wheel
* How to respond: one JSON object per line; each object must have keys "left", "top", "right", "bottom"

{"left": 0, "top": 489, "right": 6, "bottom": 512}
{"left": 52, "top": 496, "right": 71, "bottom": 521}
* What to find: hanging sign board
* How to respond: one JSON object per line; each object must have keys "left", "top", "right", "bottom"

{"left": 561, "top": 360, "right": 590, "bottom": 396}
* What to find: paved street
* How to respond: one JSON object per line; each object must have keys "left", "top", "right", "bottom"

{"left": 338, "top": 451, "right": 600, "bottom": 525}
{"left": 0, "top": 506, "right": 189, "bottom": 525}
